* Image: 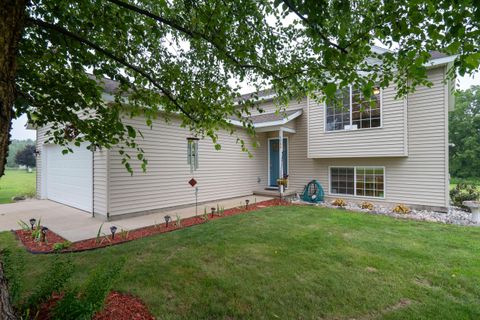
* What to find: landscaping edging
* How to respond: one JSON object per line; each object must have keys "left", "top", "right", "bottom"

{"left": 15, "top": 199, "right": 291, "bottom": 254}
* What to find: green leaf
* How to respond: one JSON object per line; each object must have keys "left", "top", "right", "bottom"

{"left": 126, "top": 125, "right": 136, "bottom": 139}
{"left": 324, "top": 83, "right": 337, "bottom": 98}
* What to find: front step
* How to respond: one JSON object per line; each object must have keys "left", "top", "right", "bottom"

{"left": 253, "top": 188, "right": 298, "bottom": 198}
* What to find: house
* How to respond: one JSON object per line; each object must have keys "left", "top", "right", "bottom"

{"left": 35, "top": 50, "right": 456, "bottom": 220}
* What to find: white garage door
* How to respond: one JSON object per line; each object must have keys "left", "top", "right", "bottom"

{"left": 44, "top": 144, "right": 93, "bottom": 212}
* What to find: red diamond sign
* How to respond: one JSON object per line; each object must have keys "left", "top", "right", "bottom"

{"left": 188, "top": 178, "right": 197, "bottom": 187}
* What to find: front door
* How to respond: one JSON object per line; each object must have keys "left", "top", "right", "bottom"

{"left": 269, "top": 138, "right": 288, "bottom": 187}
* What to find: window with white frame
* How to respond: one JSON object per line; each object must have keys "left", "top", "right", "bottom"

{"left": 330, "top": 167, "right": 355, "bottom": 195}
{"left": 330, "top": 166, "right": 385, "bottom": 198}
{"left": 326, "top": 86, "right": 381, "bottom": 131}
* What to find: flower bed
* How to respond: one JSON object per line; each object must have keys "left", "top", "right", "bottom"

{"left": 36, "top": 291, "right": 154, "bottom": 320}
{"left": 15, "top": 199, "right": 291, "bottom": 254}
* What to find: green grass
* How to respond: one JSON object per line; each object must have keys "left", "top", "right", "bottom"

{"left": 2, "top": 206, "right": 480, "bottom": 319}
{"left": 450, "top": 177, "right": 480, "bottom": 191}
{"left": 0, "top": 169, "right": 36, "bottom": 204}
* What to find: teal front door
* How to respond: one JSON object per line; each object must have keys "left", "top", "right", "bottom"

{"left": 269, "top": 138, "right": 288, "bottom": 187}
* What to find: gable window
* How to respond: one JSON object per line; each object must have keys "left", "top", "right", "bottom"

{"left": 330, "top": 166, "right": 385, "bottom": 198}
{"left": 326, "top": 86, "right": 381, "bottom": 131}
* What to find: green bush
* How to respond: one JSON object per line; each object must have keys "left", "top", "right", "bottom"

{"left": 450, "top": 183, "right": 480, "bottom": 210}
{"left": 27, "top": 256, "right": 74, "bottom": 307}
{"left": 52, "top": 258, "right": 125, "bottom": 320}
{"left": 1, "top": 248, "right": 24, "bottom": 306}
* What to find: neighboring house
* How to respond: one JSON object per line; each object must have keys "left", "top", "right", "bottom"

{"left": 35, "top": 49, "right": 456, "bottom": 220}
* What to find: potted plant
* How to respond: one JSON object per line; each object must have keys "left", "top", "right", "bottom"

{"left": 277, "top": 174, "right": 289, "bottom": 188}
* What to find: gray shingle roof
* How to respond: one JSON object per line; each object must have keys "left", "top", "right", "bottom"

{"left": 230, "top": 109, "right": 302, "bottom": 125}
{"left": 429, "top": 51, "right": 449, "bottom": 60}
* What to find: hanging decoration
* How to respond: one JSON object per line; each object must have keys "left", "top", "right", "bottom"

{"left": 187, "top": 137, "right": 200, "bottom": 216}
{"left": 187, "top": 137, "right": 199, "bottom": 173}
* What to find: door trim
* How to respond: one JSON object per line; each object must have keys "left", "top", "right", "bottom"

{"left": 267, "top": 137, "right": 289, "bottom": 187}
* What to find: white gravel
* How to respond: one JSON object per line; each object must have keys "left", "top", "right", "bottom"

{"left": 292, "top": 199, "right": 478, "bottom": 226}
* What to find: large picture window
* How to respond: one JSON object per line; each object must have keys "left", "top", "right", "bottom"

{"left": 326, "top": 86, "right": 381, "bottom": 131}
{"left": 330, "top": 166, "right": 385, "bottom": 198}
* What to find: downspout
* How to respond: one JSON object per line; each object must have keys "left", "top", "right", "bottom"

{"left": 279, "top": 128, "right": 284, "bottom": 198}
{"left": 91, "top": 146, "right": 95, "bottom": 218}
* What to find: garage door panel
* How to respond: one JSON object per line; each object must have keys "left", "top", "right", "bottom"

{"left": 44, "top": 144, "right": 93, "bottom": 212}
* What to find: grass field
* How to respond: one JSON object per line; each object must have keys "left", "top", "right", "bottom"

{"left": 0, "top": 169, "right": 36, "bottom": 204}
{"left": 450, "top": 177, "right": 480, "bottom": 191}
{"left": 2, "top": 205, "right": 480, "bottom": 319}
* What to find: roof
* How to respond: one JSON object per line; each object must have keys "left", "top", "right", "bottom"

{"left": 429, "top": 51, "right": 449, "bottom": 60}
{"left": 96, "top": 77, "right": 122, "bottom": 95}
{"left": 229, "top": 109, "right": 303, "bottom": 128}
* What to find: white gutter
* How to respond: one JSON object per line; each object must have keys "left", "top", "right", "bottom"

{"left": 424, "top": 55, "right": 457, "bottom": 68}
{"left": 228, "top": 109, "right": 303, "bottom": 128}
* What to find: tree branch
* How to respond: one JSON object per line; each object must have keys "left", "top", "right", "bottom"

{"left": 26, "top": 17, "right": 197, "bottom": 123}
{"left": 104, "top": 0, "right": 278, "bottom": 79}
{"left": 281, "top": 0, "right": 348, "bottom": 54}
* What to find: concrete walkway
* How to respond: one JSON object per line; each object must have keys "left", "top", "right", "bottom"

{"left": 0, "top": 195, "right": 272, "bottom": 242}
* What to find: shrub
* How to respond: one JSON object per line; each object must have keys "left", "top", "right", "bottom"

{"left": 52, "top": 258, "right": 125, "bottom": 320}
{"left": 175, "top": 214, "right": 182, "bottom": 227}
{"left": 360, "top": 201, "right": 374, "bottom": 210}
{"left": 392, "top": 204, "right": 411, "bottom": 214}
{"left": 331, "top": 198, "right": 347, "bottom": 207}
{"left": 53, "top": 241, "right": 72, "bottom": 252}
{"left": 1, "top": 248, "right": 24, "bottom": 306}
{"left": 27, "top": 256, "right": 74, "bottom": 307}
{"left": 450, "top": 183, "right": 480, "bottom": 210}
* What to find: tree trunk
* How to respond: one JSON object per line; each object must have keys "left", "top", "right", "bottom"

{"left": 0, "top": 258, "right": 17, "bottom": 320}
{"left": 0, "top": 0, "right": 27, "bottom": 178}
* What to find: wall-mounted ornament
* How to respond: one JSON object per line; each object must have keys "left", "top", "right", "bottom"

{"left": 187, "top": 137, "right": 199, "bottom": 173}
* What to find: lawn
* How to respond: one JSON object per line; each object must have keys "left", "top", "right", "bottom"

{"left": 0, "top": 169, "right": 36, "bottom": 204}
{"left": 450, "top": 177, "right": 480, "bottom": 191}
{"left": 2, "top": 205, "right": 480, "bottom": 319}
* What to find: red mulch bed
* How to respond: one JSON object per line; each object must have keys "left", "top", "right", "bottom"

{"left": 15, "top": 229, "right": 69, "bottom": 253}
{"left": 93, "top": 291, "right": 155, "bottom": 320}
{"left": 15, "top": 199, "right": 291, "bottom": 254}
{"left": 35, "top": 291, "right": 154, "bottom": 320}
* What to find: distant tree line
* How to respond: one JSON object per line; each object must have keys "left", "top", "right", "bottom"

{"left": 6, "top": 140, "right": 34, "bottom": 167}
{"left": 449, "top": 86, "right": 480, "bottom": 179}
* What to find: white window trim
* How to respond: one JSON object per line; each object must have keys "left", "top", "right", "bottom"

{"left": 323, "top": 86, "right": 383, "bottom": 133}
{"left": 328, "top": 166, "right": 386, "bottom": 199}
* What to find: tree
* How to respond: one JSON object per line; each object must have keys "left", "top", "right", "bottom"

{"left": 6, "top": 139, "right": 34, "bottom": 167}
{"left": 449, "top": 86, "right": 480, "bottom": 179}
{"left": 0, "top": 0, "right": 479, "bottom": 180}
{"left": 14, "top": 144, "right": 35, "bottom": 169}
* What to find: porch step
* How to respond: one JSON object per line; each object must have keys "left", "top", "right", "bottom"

{"left": 253, "top": 188, "right": 298, "bottom": 198}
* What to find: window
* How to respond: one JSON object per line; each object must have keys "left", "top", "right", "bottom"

{"left": 330, "top": 167, "right": 355, "bottom": 195}
{"left": 326, "top": 88, "right": 350, "bottom": 131}
{"left": 356, "top": 167, "right": 384, "bottom": 198}
{"left": 330, "top": 166, "right": 385, "bottom": 198}
{"left": 326, "top": 86, "right": 381, "bottom": 131}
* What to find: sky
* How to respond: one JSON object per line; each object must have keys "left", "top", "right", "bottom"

{"left": 10, "top": 73, "right": 480, "bottom": 141}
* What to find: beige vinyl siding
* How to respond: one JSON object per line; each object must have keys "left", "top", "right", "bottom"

{"left": 35, "top": 126, "right": 49, "bottom": 198}
{"left": 244, "top": 99, "right": 303, "bottom": 117}
{"left": 283, "top": 66, "right": 448, "bottom": 209}
{"left": 308, "top": 85, "right": 407, "bottom": 157}
{"left": 93, "top": 149, "right": 108, "bottom": 216}
{"left": 107, "top": 116, "right": 267, "bottom": 216}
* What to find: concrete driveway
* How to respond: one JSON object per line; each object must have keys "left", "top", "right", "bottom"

{"left": 0, "top": 195, "right": 272, "bottom": 242}
{"left": 0, "top": 200, "right": 96, "bottom": 241}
